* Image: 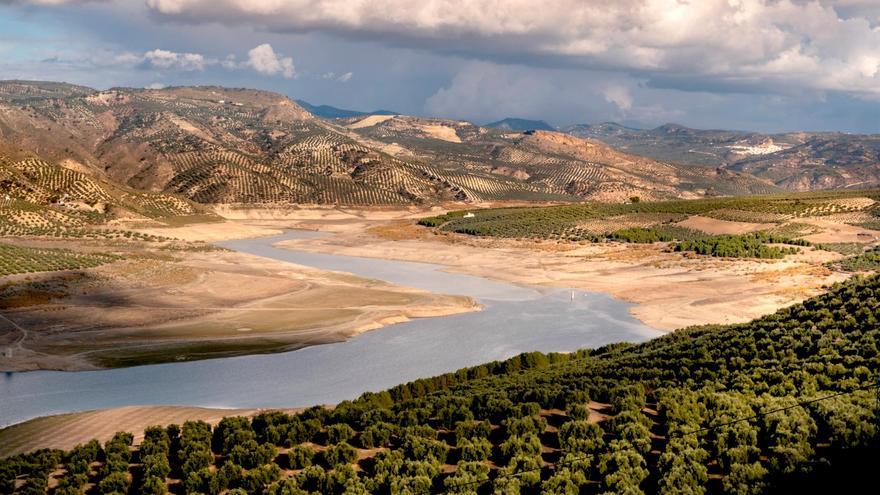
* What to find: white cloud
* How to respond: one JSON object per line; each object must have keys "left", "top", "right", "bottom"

{"left": 31, "top": 42, "right": 301, "bottom": 79}
{"left": 143, "top": 49, "right": 206, "bottom": 71}
{"left": 246, "top": 43, "right": 294, "bottom": 78}
{"left": 37, "top": 48, "right": 212, "bottom": 72}
{"left": 143, "top": 0, "right": 880, "bottom": 97}
{"left": 425, "top": 61, "right": 685, "bottom": 126}
{"left": 323, "top": 71, "right": 352, "bottom": 82}
{"left": 603, "top": 87, "right": 632, "bottom": 112}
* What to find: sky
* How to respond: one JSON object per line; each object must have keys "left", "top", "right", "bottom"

{"left": 1, "top": 0, "right": 879, "bottom": 133}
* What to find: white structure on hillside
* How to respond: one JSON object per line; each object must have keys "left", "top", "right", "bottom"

{"left": 464, "top": 212, "right": 475, "bottom": 218}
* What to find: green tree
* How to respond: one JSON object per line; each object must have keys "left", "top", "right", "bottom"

{"left": 288, "top": 445, "right": 315, "bottom": 469}
{"left": 323, "top": 442, "right": 358, "bottom": 467}
{"left": 327, "top": 424, "right": 356, "bottom": 445}
{"left": 722, "top": 462, "right": 767, "bottom": 495}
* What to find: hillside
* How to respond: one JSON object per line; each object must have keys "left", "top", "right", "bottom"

{"left": 486, "top": 118, "right": 555, "bottom": 132}
{"left": 0, "top": 141, "right": 210, "bottom": 237}
{"left": 0, "top": 81, "right": 453, "bottom": 205}
{"left": 727, "top": 134, "right": 880, "bottom": 191}
{"left": 567, "top": 122, "right": 880, "bottom": 191}
{"left": 2, "top": 273, "right": 877, "bottom": 493}
{"left": 0, "top": 81, "right": 778, "bottom": 205}
{"left": 348, "top": 115, "right": 778, "bottom": 202}
{"left": 565, "top": 122, "right": 806, "bottom": 167}
{"left": 295, "top": 100, "right": 397, "bottom": 119}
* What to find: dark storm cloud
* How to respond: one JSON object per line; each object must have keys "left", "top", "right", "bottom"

{"left": 141, "top": 1, "right": 880, "bottom": 98}
{"left": 2, "top": 0, "right": 880, "bottom": 133}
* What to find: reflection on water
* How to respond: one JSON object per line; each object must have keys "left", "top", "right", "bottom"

{"left": 0, "top": 231, "right": 661, "bottom": 426}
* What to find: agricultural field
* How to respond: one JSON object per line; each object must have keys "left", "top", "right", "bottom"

{"left": 0, "top": 244, "right": 120, "bottom": 276}
{"left": 0, "top": 151, "right": 212, "bottom": 238}
{"left": 420, "top": 190, "right": 880, "bottom": 258}
{"left": 825, "top": 246, "right": 880, "bottom": 272}
{"left": 2, "top": 274, "right": 878, "bottom": 494}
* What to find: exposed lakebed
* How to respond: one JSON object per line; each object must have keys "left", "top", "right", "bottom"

{"left": 0, "top": 231, "right": 661, "bottom": 426}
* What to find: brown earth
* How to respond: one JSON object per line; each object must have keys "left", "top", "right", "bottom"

{"left": 233, "top": 207, "right": 854, "bottom": 331}
{"left": 0, "top": 234, "right": 477, "bottom": 371}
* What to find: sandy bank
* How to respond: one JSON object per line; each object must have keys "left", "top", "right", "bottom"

{"left": 245, "top": 209, "right": 849, "bottom": 331}
{"left": 0, "top": 236, "right": 478, "bottom": 371}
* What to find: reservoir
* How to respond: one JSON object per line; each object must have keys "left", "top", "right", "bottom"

{"left": 0, "top": 231, "right": 661, "bottom": 426}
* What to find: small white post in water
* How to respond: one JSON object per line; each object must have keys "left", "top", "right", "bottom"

{"left": 570, "top": 291, "right": 575, "bottom": 302}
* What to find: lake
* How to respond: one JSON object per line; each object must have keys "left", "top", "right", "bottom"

{"left": 0, "top": 231, "right": 661, "bottom": 426}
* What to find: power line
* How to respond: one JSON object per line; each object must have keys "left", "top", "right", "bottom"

{"left": 443, "top": 380, "right": 880, "bottom": 492}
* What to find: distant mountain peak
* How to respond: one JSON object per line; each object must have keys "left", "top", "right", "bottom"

{"left": 654, "top": 123, "right": 694, "bottom": 134}
{"left": 486, "top": 118, "right": 555, "bottom": 132}
{"left": 295, "top": 99, "right": 397, "bottom": 119}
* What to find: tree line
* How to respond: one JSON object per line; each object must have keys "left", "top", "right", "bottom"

{"left": 2, "top": 275, "right": 879, "bottom": 494}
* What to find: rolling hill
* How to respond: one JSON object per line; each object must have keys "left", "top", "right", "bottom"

{"left": 294, "top": 100, "right": 397, "bottom": 119}
{"left": 0, "top": 81, "right": 453, "bottom": 205}
{"left": 564, "top": 122, "right": 806, "bottom": 167}
{"left": 486, "top": 117, "right": 555, "bottom": 132}
{"left": 0, "top": 81, "right": 776, "bottom": 205}
{"left": 347, "top": 114, "right": 778, "bottom": 202}
{"left": 726, "top": 134, "right": 880, "bottom": 191}
{"left": 567, "top": 122, "right": 880, "bottom": 191}
{"left": 0, "top": 140, "right": 208, "bottom": 237}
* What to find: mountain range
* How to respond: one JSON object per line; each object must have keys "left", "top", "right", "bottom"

{"left": 0, "top": 80, "right": 877, "bottom": 211}
{"left": 485, "top": 118, "right": 555, "bottom": 132}
{"left": 294, "top": 99, "right": 397, "bottom": 119}
{"left": 567, "top": 122, "right": 880, "bottom": 191}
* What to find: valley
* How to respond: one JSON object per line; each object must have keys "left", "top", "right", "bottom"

{"left": 5, "top": 0, "right": 880, "bottom": 490}
{"left": 0, "top": 81, "right": 878, "bottom": 495}
{"left": 4, "top": 188, "right": 872, "bottom": 373}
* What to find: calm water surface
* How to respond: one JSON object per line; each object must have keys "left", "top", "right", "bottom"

{"left": 0, "top": 231, "right": 661, "bottom": 426}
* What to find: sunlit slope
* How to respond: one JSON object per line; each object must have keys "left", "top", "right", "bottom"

{"left": 0, "top": 144, "right": 207, "bottom": 236}
{"left": 2, "top": 81, "right": 780, "bottom": 206}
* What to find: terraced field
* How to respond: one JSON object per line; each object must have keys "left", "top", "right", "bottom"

{"left": 0, "top": 149, "right": 209, "bottom": 237}
{"left": 0, "top": 243, "right": 120, "bottom": 276}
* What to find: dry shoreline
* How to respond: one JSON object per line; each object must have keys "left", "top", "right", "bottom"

{"left": 191, "top": 206, "right": 849, "bottom": 331}
{"left": 0, "top": 204, "right": 855, "bottom": 371}
{"left": 0, "top": 226, "right": 479, "bottom": 372}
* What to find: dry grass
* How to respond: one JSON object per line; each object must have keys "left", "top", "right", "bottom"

{"left": 675, "top": 215, "right": 775, "bottom": 235}
{"left": 576, "top": 212, "right": 683, "bottom": 234}
{"left": 367, "top": 221, "right": 433, "bottom": 241}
